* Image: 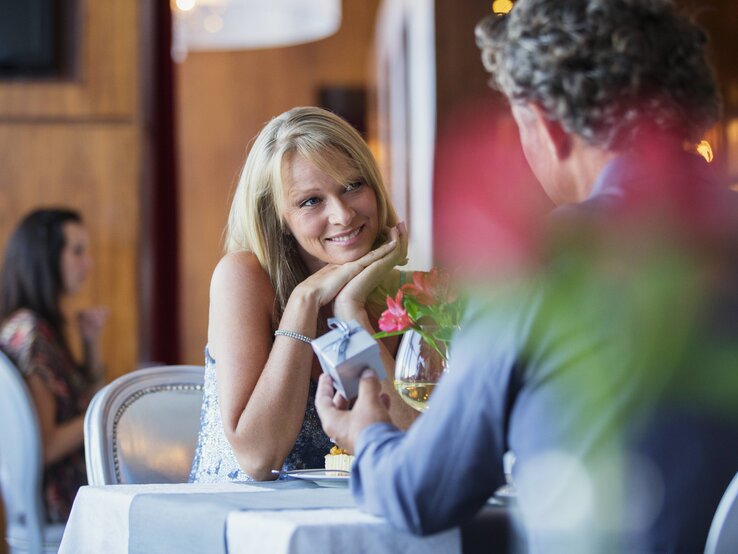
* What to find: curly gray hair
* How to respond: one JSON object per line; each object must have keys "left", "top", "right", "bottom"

{"left": 476, "top": 0, "right": 720, "bottom": 150}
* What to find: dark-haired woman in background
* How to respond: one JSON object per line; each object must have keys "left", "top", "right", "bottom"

{"left": 0, "top": 208, "right": 107, "bottom": 523}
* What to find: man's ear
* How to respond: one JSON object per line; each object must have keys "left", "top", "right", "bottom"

{"left": 530, "top": 104, "right": 572, "bottom": 161}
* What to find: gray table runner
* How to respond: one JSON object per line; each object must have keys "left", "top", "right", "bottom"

{"left": 129, "top": 481, "right": 356, "bottom": 554}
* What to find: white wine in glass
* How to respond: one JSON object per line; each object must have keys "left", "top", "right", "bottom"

{"left": 393, "top": 330, "right": 447, "bottom": 412}
{"left": 393, "top": 381, "right": 438, "bottom": 412}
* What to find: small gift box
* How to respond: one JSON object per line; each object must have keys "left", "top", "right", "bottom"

{"left": 312, "top": 318, "right": 386, "bottom": 400}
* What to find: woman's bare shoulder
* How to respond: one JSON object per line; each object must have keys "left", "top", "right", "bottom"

{"left": 208, "top": 252, "right": 276, "bottom": 353}
{"left": 211, "top": 251, "right": 275, "bottom": 307}
{"left": 212, "top": 251, "right": 272, "bottom": 288}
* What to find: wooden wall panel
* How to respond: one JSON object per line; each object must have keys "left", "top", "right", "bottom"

{"left": 0, "top": 0, "right": 137, "bottom": 118}
{"left": 176, "top": 0, "right": 381, "bottom": 365}
{"left": 433, "top": 0, "right": 496, "bottom": 120}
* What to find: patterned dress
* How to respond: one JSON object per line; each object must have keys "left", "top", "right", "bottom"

{"left": 189, "top": 346, "right": 333, "bottom": 482}
{"left": 0, "top": 309, "right": 92, "bottom": 523}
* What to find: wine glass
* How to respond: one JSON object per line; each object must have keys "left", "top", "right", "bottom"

{"left": 393, "top": 329, "right": 447, "bottom": 411}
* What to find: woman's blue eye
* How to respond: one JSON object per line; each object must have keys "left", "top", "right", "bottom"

{"left": 300, "top": 197, "right": 321, "bottom": 208}
{"left": 345, "top": 180, "right": 364, "bottom": 192}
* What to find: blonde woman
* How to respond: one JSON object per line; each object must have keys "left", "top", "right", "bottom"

{"left": 190, "top": 107, "right": 417, "bottom": 482}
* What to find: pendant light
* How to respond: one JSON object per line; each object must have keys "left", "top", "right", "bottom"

{"left": 172, "top": 0, "right": 342, "bottom": 61}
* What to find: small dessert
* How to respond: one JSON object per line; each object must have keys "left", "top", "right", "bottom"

{"left": 324, "top": 445, "right": 354, "bottom": 472}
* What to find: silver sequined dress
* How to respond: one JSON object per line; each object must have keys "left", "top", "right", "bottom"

{"left": 189, "top": 347, "right": 333, "bottom": 482}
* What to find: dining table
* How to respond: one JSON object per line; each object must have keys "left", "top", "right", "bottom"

{"left": 58, "top": 478, "right": 522, "bottom": 553}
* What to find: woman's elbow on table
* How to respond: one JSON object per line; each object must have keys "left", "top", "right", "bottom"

{"left": 236, "top": 456, "right": 280, "bottom": 481}
{"left": 225, "top": 433, "right": 282, "bottom": 481}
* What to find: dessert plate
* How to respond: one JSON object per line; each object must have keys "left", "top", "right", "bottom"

{"left": 285, "top": 469, "right": 350, "bottom": 487}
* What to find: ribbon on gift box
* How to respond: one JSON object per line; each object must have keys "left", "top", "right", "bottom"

{"left": 326, "top": 318, "right": 357, "bottom": 363}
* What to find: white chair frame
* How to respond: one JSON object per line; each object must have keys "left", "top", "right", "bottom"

{"left": 0, "top": 351, "right": 64, "bottom": 554}
{"left": 84, "top": 365, "right": 204, "bottom": 486}
{"left": 705, "top": 471, "right": 738, "bottom": 554}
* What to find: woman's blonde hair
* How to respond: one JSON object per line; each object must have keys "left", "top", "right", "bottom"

{"left": 226, "top": 106, "right": 398, "bottom": 318}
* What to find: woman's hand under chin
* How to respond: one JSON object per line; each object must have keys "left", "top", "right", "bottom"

{"left": 293, "top": 226, "right": 404, "bottom": 311}
{"left": 333, "top": 222, "right": 408, "bottom": 322}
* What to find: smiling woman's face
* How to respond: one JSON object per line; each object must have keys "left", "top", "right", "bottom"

{"left": 281, "top": 152, "right": 379, "bottom": 273}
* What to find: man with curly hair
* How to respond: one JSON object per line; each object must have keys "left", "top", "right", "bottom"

{"left": 317, "top": 1, "right": 738, "bottom": 551}
{"left": 475, "top": 0, "right": 720, "bottom": 206}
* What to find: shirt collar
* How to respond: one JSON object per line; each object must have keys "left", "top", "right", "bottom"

{"left": 587, "top": 148, "right": 717, "bottom": 202}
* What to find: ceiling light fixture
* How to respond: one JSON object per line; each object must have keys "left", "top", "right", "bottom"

{"left": 172, "top": 0, "right": 342, "bottom": 61}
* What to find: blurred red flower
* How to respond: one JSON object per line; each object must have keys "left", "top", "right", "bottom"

{"left": 401, "top": 268, "right": 456, "bottom": 305}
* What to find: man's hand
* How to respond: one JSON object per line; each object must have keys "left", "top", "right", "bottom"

{"left": 315, "top": 370, "right": 393, "bottom": 453}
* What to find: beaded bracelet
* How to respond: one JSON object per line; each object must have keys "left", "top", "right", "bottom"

{"left": 274, "top": 329, "right": 313, "bottom": 344}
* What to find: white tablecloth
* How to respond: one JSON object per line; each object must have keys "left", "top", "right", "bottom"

{"left": 58, "top": 483, "right": 264, "bottom": 554}
{"left": 227, "top": 509, "right": 459, "bottom": 554}
{"left": 59, "top": 482, "right": 461, "bottom": 554}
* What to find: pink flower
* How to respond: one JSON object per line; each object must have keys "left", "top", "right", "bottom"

{"left": 378, "top": 290, "right": 412, "bottom": 332}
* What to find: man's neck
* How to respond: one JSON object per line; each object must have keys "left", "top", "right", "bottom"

{"left": 565, "top": 139, "right": 619, "bottom": 203}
